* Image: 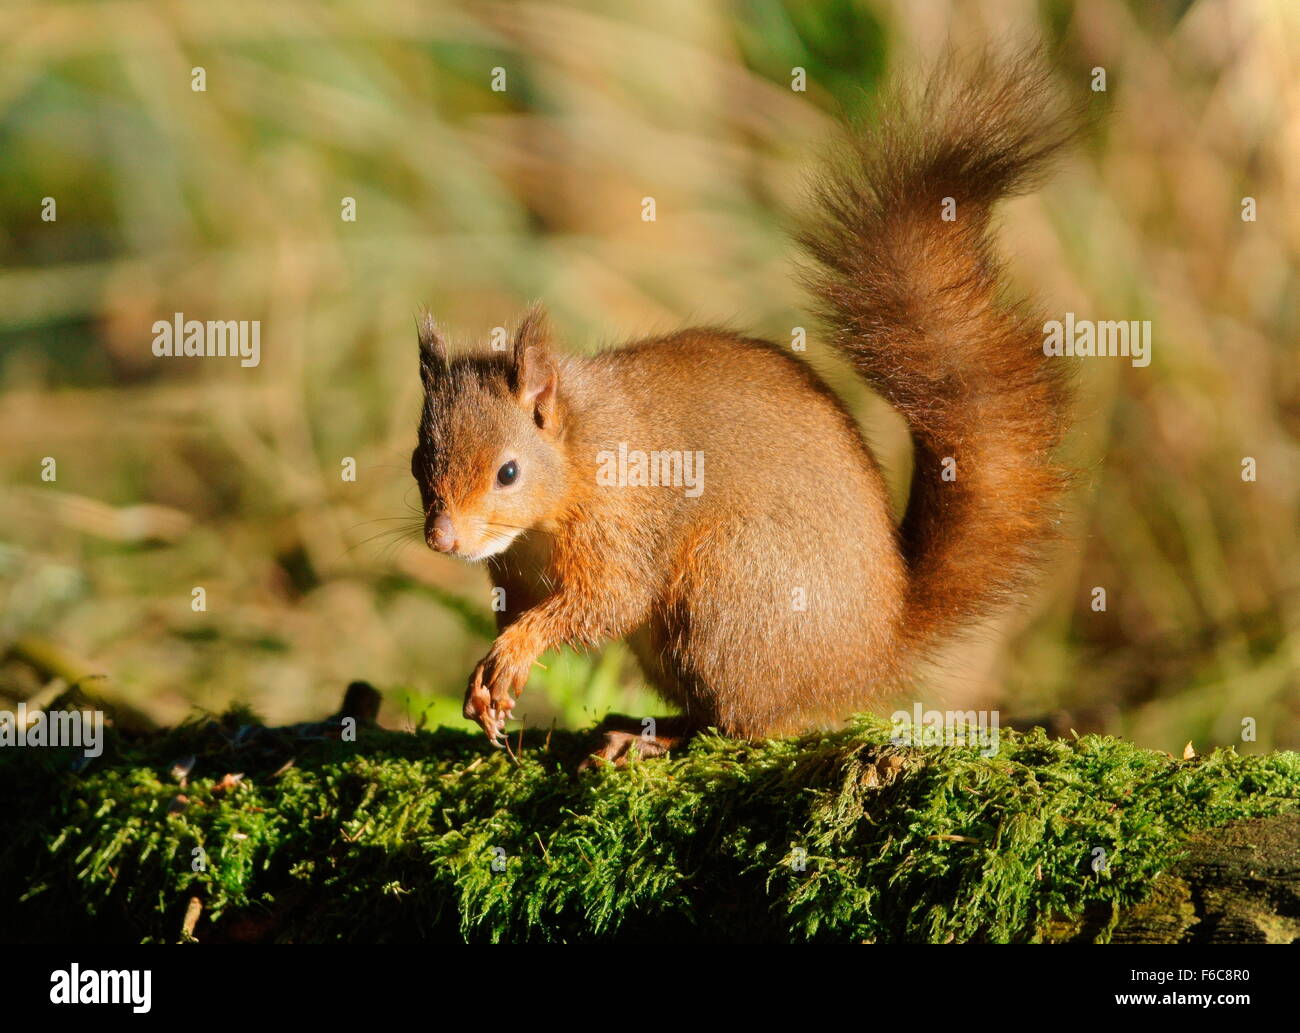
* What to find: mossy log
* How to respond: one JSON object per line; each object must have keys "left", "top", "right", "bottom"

{"left": 2, "top": 689, "right": 1298, "bottom": 943}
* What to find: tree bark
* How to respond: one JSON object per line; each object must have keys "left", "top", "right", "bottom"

{"left": 1048, "top": 814, "right": 1300, "bottom": 943}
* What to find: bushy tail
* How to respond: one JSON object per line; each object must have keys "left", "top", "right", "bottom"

{"left": 799, "top": 50, "right": 1077, "bottom": 656}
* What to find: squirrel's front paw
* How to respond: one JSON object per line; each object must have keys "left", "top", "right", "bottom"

{"left": 462, "top": 662, "right": 505, "bottom": 744}
{"left": 463, "top": 641, "right": 534, "bottom": 745}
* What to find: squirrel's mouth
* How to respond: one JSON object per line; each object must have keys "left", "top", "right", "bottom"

{"left": 424, "top": 508, "right": 523, "bottom": 562}
{"left": 454, "top": 528, "right": 523, "bottom": 563}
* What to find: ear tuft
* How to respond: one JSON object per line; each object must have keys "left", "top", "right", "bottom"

{"left": 417, "top": 308, "right": 449, "bottom": 391}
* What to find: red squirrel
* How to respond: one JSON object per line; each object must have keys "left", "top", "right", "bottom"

{"left": 409, "top": 52, "right": 1075, "bottom": 763}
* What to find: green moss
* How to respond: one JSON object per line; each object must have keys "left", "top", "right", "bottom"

{"left": 2, "top": 714, "right": 1298, "bottom": 943}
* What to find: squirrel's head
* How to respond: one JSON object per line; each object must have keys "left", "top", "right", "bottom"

{"left": 411, "top": 303, "right": 567, "bottom": 562}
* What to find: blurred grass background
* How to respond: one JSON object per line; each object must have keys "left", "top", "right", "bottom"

{"left": 0, "top": 0, "right": 1296, "bottom": 751}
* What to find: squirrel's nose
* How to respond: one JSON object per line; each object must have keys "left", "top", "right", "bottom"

{"left": 428, "top": 513, "right": 457, "bottom": 553}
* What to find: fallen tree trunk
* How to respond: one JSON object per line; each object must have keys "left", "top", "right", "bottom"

{"left": 1069, "top": 813, "right": 1300, "bottom": 943}
{"left": 2, "top": 688, "right": 1297, "bottom": 943}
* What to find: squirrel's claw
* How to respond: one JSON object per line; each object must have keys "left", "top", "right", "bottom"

{"left": 464, "top": 642, "right": 528, "bottom": 745}
{"left": 475, "top": 698, "right": 504, "bottom": 744}
{"left": 488, "top": 700, "right": 517, "bottom": 746}
{"left": 463, "top": 658, "right": 501, "bottom": 741}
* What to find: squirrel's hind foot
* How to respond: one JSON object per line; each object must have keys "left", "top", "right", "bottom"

{"left": 578, "top": 714, "right": 698, "bottom": 770}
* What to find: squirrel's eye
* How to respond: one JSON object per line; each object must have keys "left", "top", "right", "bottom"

{"left": 496, "top": 460, "right": 519, "bottom": 487}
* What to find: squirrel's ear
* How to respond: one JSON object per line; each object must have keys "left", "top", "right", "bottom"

{"left": 416, "top": 308, "right": 448, "bottom": 392}
{"left": 510, "top": 302, "right": 559, "bottom": 429}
